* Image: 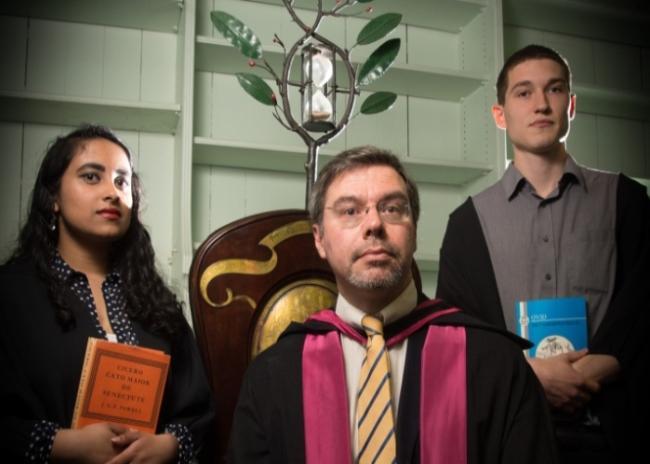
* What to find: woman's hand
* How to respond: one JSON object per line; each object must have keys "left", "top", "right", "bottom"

{"left": 51, "top": 422, "right": 128, "bottom": 463}
{"left": 107, "top": 429, "right": 179, "bottom": 464}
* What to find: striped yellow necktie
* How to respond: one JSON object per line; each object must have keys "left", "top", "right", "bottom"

{"left": 356, "top": 315, "right": 397, "bottom": 463}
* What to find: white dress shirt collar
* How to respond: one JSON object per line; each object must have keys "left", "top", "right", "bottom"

{"left": 335, "top": 279, "right": 418, "bottom": 329}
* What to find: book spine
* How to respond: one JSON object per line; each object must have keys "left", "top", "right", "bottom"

{"left": 519, "top": 301, "right": 530, "bottom": 357}
{"left": 71, "top": 338, "right": 97, "bottom": 428}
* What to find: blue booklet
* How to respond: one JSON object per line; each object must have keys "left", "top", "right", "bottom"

{"left": 515, "top": 296, "right": 588, "bottom": 358}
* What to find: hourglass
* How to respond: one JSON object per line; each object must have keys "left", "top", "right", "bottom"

{"left": 301, "top": 44, "right": 336, "bottom": 132}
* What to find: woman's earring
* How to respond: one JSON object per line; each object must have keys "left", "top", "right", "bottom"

{"left": 49, "top": 215, "right": 57, "bottom": 232}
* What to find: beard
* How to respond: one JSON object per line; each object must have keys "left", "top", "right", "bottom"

{"left": 347, "top": 262, "right": 404, "bottom": 289}
{"left": 346, "top": 242, "right": 407, "bottom": 290}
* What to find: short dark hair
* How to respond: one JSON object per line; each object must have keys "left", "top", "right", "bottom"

{"left": 496, "top": 44, "right": 572, "bottom": 105}
{"left": 308, "top": 145, "right": 420, "bottom": 226}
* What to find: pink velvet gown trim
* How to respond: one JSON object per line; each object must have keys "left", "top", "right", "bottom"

{"left": 420, "top": 325, "right": 468, "bottom": 464}
{"left": 302, "top": 307, "right": 467, "bottom": 464}
{"left": 302, "top": 313, "right": 353, "bottom": 464}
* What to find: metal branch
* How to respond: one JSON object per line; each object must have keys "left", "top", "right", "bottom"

{"left": 259, "top": 59, "right": 281, "bottom": 83}
{"left": 278, "top": 0, "right": 362, "bottom": 204}
{"left": 273, "top": 107, "right": 293, "bottom": 131}
{"left": 282, "top": 0, "right": 317, "bottom": 34}
{"left": 272, "top": 33, "right": 286, "bottom": 55}
{"left": 326, "top": 0, "right": 353, "bottom": 16}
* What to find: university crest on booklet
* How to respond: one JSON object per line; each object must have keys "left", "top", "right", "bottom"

{"left": 515, "top": 296, "right": 588, "bottom": 358}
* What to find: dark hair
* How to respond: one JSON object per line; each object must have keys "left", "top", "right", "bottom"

{"left": 9, "top": 124, "right": 185, "bottom": 339}
{"left": 496, "top": 44, "right": 572, "bottom": 105}
{"left": 308, "top": 145, "right": 420, "bottom": 225}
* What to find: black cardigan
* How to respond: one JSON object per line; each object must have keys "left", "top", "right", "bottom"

{"left": 0, "top": 256, "right": 215, "bottom": 461}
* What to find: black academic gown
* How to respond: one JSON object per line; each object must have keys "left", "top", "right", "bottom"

{"left": 436, "top": 174, "right": 650, "bottom": 461}
{"left": 0, "top": 256, "right": 215, "bottom": 462}
{"left": 229, "top": 299, "right": 558, "bottom": 464}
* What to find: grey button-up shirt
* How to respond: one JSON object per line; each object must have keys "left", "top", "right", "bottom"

{"left": 472, "top": 156, "right": 618, "bottom": 336}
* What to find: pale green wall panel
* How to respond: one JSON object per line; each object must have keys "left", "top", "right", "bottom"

{"left": 141, "top": 31, "right": 177, "bottom": 104}
{"left": 210, "top": 73, "right": 299, "bottom": 147}
{"left": 191, "top": 164, "right": 213, "bottom": 246}
{"left": 20, "top": 124, "right": 67, "bottom": 219}
{"left": 419, "top": 271, "right": 437, "bottom": 298}
{"left": 194, "top": 72, "right": 213, "bottom": 137}
{"left": 461, "top": 86, "right": 492, "bottom": 164}
{"left": 138, "top": 133, "right": 176, "bottom": 281}
{"left": 102, "top": 27, "right": 142, "bottom": 101}
{"left": 346, "top": 93, "right": 407, "bottom": 156}
{"left": 63, "top": 23, "right": 103, "bottom": 98}
{"left": 26, "top": 20, "right": 67, "bottom": 94}
{"left": 543, "top": 32, "right": 595, "bottom": 85}
{"left": 417, "top": 183, "right": 462, "bottom": 258}
{"left": 503, "top": 25, "right": 543, "bottom": 57}
{"left": 192, "top": 165, "right": 306, "bottom": 247}
{"left": 460, "top": 12, "right": 490, "bottom": 74}
{"left": 114, "top": 130, "right": 141, "bottom": 167}
{"left": 567, "top": 112, "right": 598, "bottom": 168}
{"left": 0, "top": 16, "right": 27, "bottom": 91}
{"left": 596, "top": 116, "right": 645, "bottom": 176}
{"left": 0, "top": 122, "right": 23, "bottom": 261}
{"left": 407, "top": 25, "right": 458, "bottom": 70}
{"left": 207, "top": 166, "right": 247, "bottom": 231}
{"left": 196, "top": 0, "right": 214, "bottom": 37}
{"left": 593, "top": 42, "right": 642, "bottom": 91}
{"left": 242, "top": 169, "right": 305, "bottom": 215}
{"left": 408, "top": 97, "right": 460, "bottom": 160}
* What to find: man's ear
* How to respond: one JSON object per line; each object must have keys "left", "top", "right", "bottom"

{"left": 491, "top": 104, "right": 506, "bottom": 130}
{"left": 312, "top": 223, "right": 327, "bottom": 259}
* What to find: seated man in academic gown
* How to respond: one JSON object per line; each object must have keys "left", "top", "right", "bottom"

{"left": 229, "top": 146, "right": 558, "bottom": 464}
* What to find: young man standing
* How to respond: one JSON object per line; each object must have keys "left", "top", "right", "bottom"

{"left": 229, "top": 146, "right": 557, "bottom": 463}
{"left": 437, "top": 45, "right": 649, "bottom": 462}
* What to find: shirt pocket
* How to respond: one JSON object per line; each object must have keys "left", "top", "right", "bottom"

{"left": 564, "top": 228, "right": 615, "bottom": 295}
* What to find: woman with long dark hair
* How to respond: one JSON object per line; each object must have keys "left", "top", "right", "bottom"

{"left": 0, "top": 125, "right": 214, "bottom": 463}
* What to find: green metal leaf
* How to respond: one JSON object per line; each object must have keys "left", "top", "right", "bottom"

{"left": 211, "top": 11, "right": 262, "bottom": 59}
{"left": 236, "top": 73, "right": 276, "bottom": 106}
{"left": 356, "top": 13, "right": 402, "bottom": 46}
{"left": 357, "top": 38, "right": 401, "bottom": 86}
{"left": 360, "top": 91, "right": 398, "bottom": 115}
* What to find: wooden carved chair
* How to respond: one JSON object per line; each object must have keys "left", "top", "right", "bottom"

{"left": 188, "top": 209, "right": 336, "bottom": 462}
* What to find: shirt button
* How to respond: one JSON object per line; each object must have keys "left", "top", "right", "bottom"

{"left": 545, "top": 273, "right": 552, "bottom": 281}
{"left": 542, "top": 235, "right": 549, "bottom": 242}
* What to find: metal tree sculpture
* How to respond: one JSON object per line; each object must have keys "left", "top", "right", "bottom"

{"left": 212, "top": 0, "right": 402, "bottom": 206}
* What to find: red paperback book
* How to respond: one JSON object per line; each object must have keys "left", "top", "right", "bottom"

{"left": 71, "top": 337, "right": 170, "bottom": 433}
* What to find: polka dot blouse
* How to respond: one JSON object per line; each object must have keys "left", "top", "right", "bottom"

{"left": 25, "top": 255, "right": 193, "bottom": 463}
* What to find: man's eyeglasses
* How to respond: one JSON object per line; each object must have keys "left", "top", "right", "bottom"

{"left": 325, "top": 200, "right": 411, "bottom": 228}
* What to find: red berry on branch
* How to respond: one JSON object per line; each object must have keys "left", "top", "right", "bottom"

{"left": 248, "top": 59, "right": 256, "bottom": 67}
